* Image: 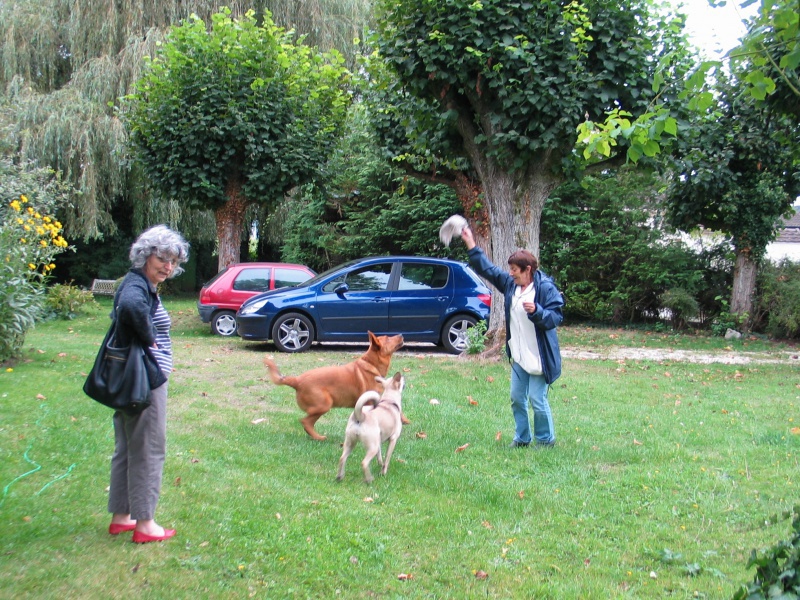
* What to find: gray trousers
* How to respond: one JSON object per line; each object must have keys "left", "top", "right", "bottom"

{"left": 107, "top": 382, "right": 168, "bottom": 520}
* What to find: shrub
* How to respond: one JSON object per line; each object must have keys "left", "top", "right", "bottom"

{"left": 0, "top": 195, "right": 71, "bottom": 361}
{"left": 463, "top": 320, "right": 488, "bottom": 355}
{"left": 45, "top": 283, "right": 98, "bottom": 320}
{"left": 752, "top": 259, "right": 800, "bottom": 339}
{"left": 732, "top": 507, "right": 800, "bottom": 600}
{"left": 658, "top": 287, "right": 699, "bottom": 330}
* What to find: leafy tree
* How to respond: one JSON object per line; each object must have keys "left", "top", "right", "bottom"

{"left": 665, "top": 70, "right": 800, "bottom": 322}
{"left": 123, "top": 9, "right": 351, "bottom": 269}
{"left": 371, "top": 0, "right": 687, "bottom": 329}
{"left": 278, "top": 105, "right": 463, "bottom": 271}
{"left": 0, "top": 0, "right": 370, "bottom": 244}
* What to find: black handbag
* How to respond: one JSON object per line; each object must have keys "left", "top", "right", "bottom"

{"left": 83, "top": 315, "right": 154, "bottom": 415}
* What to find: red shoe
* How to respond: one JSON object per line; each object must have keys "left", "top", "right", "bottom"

{"left": 109, "top": 523, "right": 137, "bottom": 535}
{"left": 132, "top": 528, "right": 176, "bottom": 544}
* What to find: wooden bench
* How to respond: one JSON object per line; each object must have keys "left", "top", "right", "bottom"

{"left": 90, "top": 279, "right": 117, "bottom": 296}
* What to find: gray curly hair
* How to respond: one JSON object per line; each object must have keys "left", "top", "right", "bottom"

{"left": 129, "top": 225, "right": 190, "bottom": 278}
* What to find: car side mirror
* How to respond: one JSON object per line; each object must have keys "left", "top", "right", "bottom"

{"left": 334, "top": 283, "right": 349, "bottom": 296}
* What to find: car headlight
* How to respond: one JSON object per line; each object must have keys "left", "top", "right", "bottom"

{"left": 240, "top": 298, "right": 270, "bottom": 315}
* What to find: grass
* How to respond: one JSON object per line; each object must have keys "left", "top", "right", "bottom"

{"left": 1, "top": 298, "right": 798, "bottom": 599}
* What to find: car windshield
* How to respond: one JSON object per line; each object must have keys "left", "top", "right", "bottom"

{"left": 297, "top": 258, "right": 364, "bottom": 287}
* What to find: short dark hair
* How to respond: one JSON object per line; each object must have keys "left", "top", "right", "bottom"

{"left": 507, "top": 250, "right": 538, "bottom": 273}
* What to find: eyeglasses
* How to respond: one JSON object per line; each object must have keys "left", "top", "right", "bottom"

{"left": 154, "top": 255, "right": 179, "bottom": 267}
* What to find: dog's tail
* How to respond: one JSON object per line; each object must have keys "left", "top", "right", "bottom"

{"left": 263, "top": 357, "right": 298, "bottom": 389}
{"left": 353, "top": 390, "right": 381, "bottom": 423}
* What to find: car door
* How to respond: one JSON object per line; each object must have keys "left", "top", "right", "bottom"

{"left": 315, "top": 262, "right": 394, "bottom": 338}
{"left": 228, "top": 267, "right": 272, "bottom": 309}
{"left": 388, "top": 262, "right": 452, "bottom": 339}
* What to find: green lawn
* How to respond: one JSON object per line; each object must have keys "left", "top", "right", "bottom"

{"left": 1, "top": 299, "right": 798, "bottom": 599}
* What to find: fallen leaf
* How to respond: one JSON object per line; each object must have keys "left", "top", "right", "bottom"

{"left": 23, "top": 516, "right": 31, "bottom": 522}
{"left": 36, "top": 393, "right": 46, "bottom": 400}
{"left": 397, "top": 573, "right": 413, "bottom": 581}
{"left": 349, "top": 556, "right": 359, "bottom": 565}
{"left": 495, "top": 431, "right": 502, "bottom": 441}
{"left": 199, "top": 541, "right": 209, "bottom": 547}
{"left": 70, "top": 416, "right": 77, "bottom": 422}
{"left": 415, "top": 431, "right": 427, "bottom": 439}
{"left": 276, "top": 513, "right": 282, "bottom": 519}
{"left": 131, "top": 563, "right": 140, "bottom": 573}
{"left": 518, "top": 490, "right": 524, "bottom": 499}
{"left": 429, "top": 398, "right": 440, "bottom": 405}
{"left": 455, "top": 443, "right": 470, "bottom": 452}
{"left": 57, "top": 352, "right": 66, "bottom": 357}
{"left": 468, "top": 396, "right": 478, "bottom": 405}
{"left": 37, "top": 349, "right": 45, "bottom": 354}
{"left": 481, "top": 521, "right": 493, "bottom": 529}
{"left": 790, "top": 427, "right": 800, "bottom": 435}
{"left": 191, "top": 458, "right": 200, "bottom": 463}
{"left": 474, "top": 570, "right": 489, "bottom": 580}
{"left": 486, "top": 376, "right": 494, "bottom": 383}
{"left": 649, "top": 571, "right": 657, "bottom": 579}
{"left": 584, "top": 558, "right": 590, "bottom": 566}
{"left": 251, "top": 418, "right": 267, "bottom": 424}
{"left": 173, "top": 477, "right": 181, "bottom": 486}
{"left": 633, "top": 439, "right": 643, "bottom": 446}
{"left": 363, "top": 497, "right": 374, "bottom": 503}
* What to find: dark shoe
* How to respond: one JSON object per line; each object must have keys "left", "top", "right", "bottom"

{"left": 533, "top": 441, "right": 556, "bottom": 449}
{"left": 508, "top": 440, "right": 530, "bottom": 448}
{"left": 132, "top": 528, "right": 176, "bottom": 543}
{"left": 109, "top": 523, "right": 137, "bottom": 535}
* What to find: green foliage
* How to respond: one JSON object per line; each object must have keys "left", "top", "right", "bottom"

{"left": 373, "top": 0, "right": 664, "bottom": 170}
{"left": 44, "top": 283, "right": 98, "bottom": 320}
{"left": 730, "top": 0, "right": 800, "bottom": 110}
{"left": 732, "top": 507, "right": 800, "bottom": 600}
{"left": 0, "top": 193, "right": 72, "bottom": 361}
{"left": 540, "top": 169, "right": 713, "bottom": 324}
{"left": 463, "top": 319, "right": 487, "bottom": 354}
{"left": 124, "top": 8, "right": 351, "bottom": 212}
{"left": 278, "top": 105, "right": 463, "bottom": 271}
{"left": 753, "top": 258, "right": 800, "bottom": 339}
{"left": 658, "top": 287, "right": 699, "bottom": 330}
{"left": 666, "top": 71, "right": 800, "bottom": 261}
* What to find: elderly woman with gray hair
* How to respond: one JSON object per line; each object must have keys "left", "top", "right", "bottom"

{"left": 106, "top": 225, "right": 189, "bottom": 543}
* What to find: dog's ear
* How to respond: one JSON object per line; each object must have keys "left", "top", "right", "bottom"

{"left": 368, "top": 331, "right": 379, "bottom": 347}
{"left": 392, "top": 372, "right": 402, "bottom": 383}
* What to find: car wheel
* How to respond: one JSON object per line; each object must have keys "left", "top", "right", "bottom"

{"left": 442, "top": 314, "right": 478, "bottom": 354}
{"left": 271, "top": 312, "right": 315, "bottom": 352}
{"left": 211, "top": 310, "right": 238, "bottom": 336}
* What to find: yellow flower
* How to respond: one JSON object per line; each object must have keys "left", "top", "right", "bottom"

{"left": 9, "top": 200, "right": 21, "bottom": 211}
{"left": 20, "top": 195, "right": 28, "bottom": 203}
{"left": 5, "top": 368, "right": 12, "bottom": 373}
{"left": 23, "top": 225, "right": 30, "bottom": 231}
{"left": 43, "top": 216, "right": 51, "bottom": 223}
{"left": 19, "top": 238, "right": 27, "bottom": 244}
{"left": 48, "top": 263, "right": 55, "bottom": 270}
{"left": 27, "top": 207, "right": 34, "bottom": 214}
{"left": 40, "top": 240, "right": 48, "bottom": 247}
{"left": 16, "top": 218, "right": 23, "bottom": 224}
{"left": 28, "top": 263, "right": 36, "bottom": 270}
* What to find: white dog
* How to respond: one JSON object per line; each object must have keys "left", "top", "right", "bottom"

{"left": 336, "top": 372, "right": 405, "bottom": 483}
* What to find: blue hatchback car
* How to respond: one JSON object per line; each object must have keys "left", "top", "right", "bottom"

{"left": 236, "top": 256, "right": 491, "bottom": 353}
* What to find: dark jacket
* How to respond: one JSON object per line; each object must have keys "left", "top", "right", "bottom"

{"left": 467, "top": 246, "right": 564, "bottom": 384}
{"left": 112, "top": 268, "right": 168, "bottom": 388}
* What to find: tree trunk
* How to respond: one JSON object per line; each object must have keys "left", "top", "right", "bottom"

{"left": 477, "top": 154, "right": 562, "bottom": 333}
{"left": 731, "top": 248, "right": 757, "bottom": 326}
{"left": 215, "top": 176, "right": 249, "bottom": 272}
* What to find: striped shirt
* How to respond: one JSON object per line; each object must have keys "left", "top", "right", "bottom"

{"left": 151, "top": 298, "right": 173, "bottom": 377}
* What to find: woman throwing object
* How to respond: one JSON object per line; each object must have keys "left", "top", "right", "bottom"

{"left": 460, "top": 226, "right": 564, "bottom": 449}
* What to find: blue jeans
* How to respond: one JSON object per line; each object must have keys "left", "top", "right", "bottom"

{"left": 510, "top": 362, "right": 555, "bottom": 445}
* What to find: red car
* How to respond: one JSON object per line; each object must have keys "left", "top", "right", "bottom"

{"left": 198, "top": 262, "right": 315, "bottom": 336}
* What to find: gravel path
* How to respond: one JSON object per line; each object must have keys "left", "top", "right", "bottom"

{"left": 560, "top": 347, "right": 800, "bottom": 365}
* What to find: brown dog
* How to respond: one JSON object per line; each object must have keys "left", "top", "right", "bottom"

{"left": 264, "top": 331, "right": 404, "bottom": 440}
{"left": 337, "top": 372, "right": 405, "bottom": 483}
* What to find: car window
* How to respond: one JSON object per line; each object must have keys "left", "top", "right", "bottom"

{"left": 203, "top": 267, "right": 229, "bottom": 287}
{"left": 233, "top": 268, "right": 272, "bottom": 292}
{"left": 397, "top": 264, "right": 449, "bottom": 290}
{"left": 322, "top": 263, "right": 393, "bottom": 292}
{"left": 274, "top": 268, "right": 311, "bottom": 289}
